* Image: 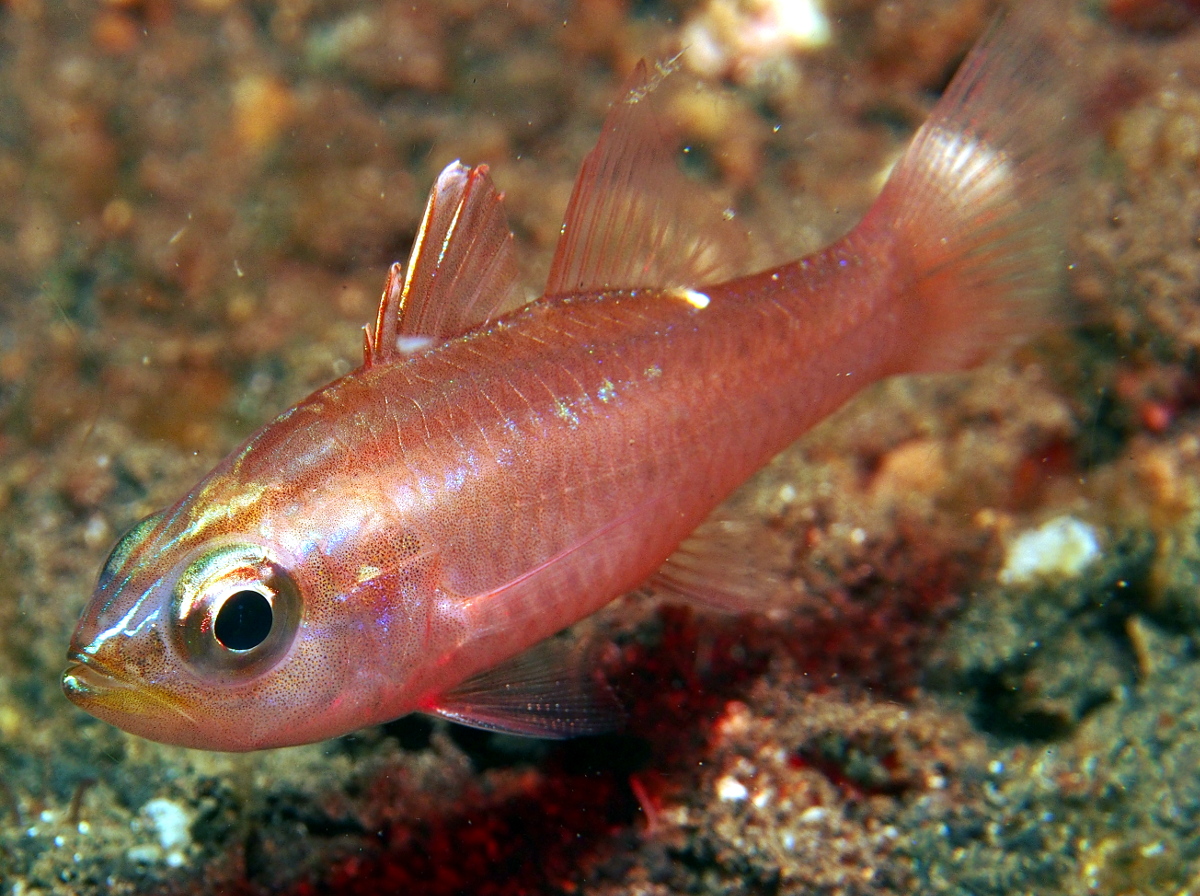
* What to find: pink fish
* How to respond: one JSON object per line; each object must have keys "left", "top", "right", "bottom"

{"left": 64, "top": 6, "right": 1076, "bottom": 751}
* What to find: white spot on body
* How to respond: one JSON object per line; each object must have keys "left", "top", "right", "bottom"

{"left": 396, "top": 335, "right": 436, "bottom": 355}
{"left": 674, "top": 287, "right": 711, "bottom": 310}
{"left": 554, "top": 398, "right": 580, "bottom": 427}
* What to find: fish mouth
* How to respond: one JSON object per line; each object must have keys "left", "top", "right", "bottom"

{"left": 62, "top": 653, "right": 133, "bottom": 703}
{"left": 62, "top": 658, "right": 118, "bottom": 701}
{"left": 62, "top": 655, "right": 198, "bottom": 727}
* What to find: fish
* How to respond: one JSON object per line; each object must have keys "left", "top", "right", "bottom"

{"left": 63, "top": 4, "right": 1078, "bottom": 751}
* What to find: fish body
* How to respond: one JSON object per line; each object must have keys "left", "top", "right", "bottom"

{"left": 64, "top": 6, "right": 1077, "bottom": 751}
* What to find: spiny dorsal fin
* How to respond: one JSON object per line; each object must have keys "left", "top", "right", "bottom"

{"left": 364, "top": 162, "right": 521, "bottom": 367}
{"left": 544, "top": 59, "right": 751, "bottom": 297}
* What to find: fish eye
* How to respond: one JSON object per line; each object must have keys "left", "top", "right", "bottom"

{"left": 170, "top": 544, "right": 301, "bottom": 683}
{"left": 98, "top": 510, "right": 166, "bottom": 591}
{"left": 214, "top": 589, "right": 275, "bottom": 651}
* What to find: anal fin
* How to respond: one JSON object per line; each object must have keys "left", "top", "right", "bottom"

{"left": 652, "top": 513, "right": 795, "bottom": 615}
{"left": 424, "top": 637, "right": 623, "bottom": 739}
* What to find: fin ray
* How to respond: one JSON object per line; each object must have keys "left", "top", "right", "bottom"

{"left": 652, "top": 513, "right": 794, "bottom": 615}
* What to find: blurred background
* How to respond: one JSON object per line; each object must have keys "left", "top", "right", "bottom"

{"left": 1, "top": 1, "right": 1199, "bottom": 893}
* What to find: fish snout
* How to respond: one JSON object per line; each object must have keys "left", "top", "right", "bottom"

{"left": 61, "top": 652, "right": 202, "bottom": 747}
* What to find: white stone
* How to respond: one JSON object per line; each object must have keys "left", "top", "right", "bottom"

{"left": 999, "top": 516, "right": 1101, "bottom": 585}
{"left": 716, "top": 775, "right": 748, "bottom": 802}
{"left": 141, "top": 798, "right": 192, "bottom": 853}
{"left": 763, "top": 0, "right": 831, "bottom": 49}
{"left": 126, "top": 845, "right": 162, "bottom": 864}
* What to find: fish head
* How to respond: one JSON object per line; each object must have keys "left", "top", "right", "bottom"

{"left": 61, "top": 485, "right": 388, "bottom": 751}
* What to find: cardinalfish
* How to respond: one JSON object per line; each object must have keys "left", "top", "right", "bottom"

{"left": 64, "top": 5, "right": 1078, "bottom": 751}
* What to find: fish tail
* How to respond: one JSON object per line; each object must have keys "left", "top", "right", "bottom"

{"left": 862, "top": 2, "right": 1081, "bottom": 373}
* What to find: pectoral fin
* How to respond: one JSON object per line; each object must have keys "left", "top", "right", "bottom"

{"left": 424, "top": 637, "right": 623, "bottom": 739}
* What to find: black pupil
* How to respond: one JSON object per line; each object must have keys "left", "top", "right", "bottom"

{"left": 214, "top": 590, "right": 273, "bottom": 651}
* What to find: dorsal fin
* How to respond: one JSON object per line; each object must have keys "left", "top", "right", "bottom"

{"left": 364, "top": 162, "right": 521, "bottom": 367}
{"left": 544, "top": 59, "right": 750, "bottom": 296}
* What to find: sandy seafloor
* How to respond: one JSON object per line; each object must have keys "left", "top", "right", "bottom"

{"left": 2, "top": 0, "right": 1200, "bottom": 893}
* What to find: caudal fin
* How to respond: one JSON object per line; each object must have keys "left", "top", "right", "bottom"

{"left": 863, "top": 2, "right": 1082, "bottom": 373}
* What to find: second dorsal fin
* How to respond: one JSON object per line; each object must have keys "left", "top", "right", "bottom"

{"left": 544, "top": 59, "right": 751, "bottom": 296}
{"left": 364, "top": 162, "right": 522, "bottom": 366}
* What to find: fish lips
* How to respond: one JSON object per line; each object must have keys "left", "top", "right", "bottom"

{"left": 62, "top": 655, "right": 200, "bottom": 736}
{"left": 61, "top": 657, "right": 121, "bottom": 704}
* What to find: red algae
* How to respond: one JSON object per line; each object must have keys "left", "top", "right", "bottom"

{"left": 272, "top": 774, "right": 639, "bottom": 896}
{"left": 217, "top": 557, "right": 963, "bottom": 896}
{"left": 265, "top": 571, "right": 966, "bottom": 896}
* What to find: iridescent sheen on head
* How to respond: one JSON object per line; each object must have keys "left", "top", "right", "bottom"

{"left": 64, "top": 490, "right": 312, "bottom": 747}
{"left": 63, "top": 395, "right": 470, "bottom": 751}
